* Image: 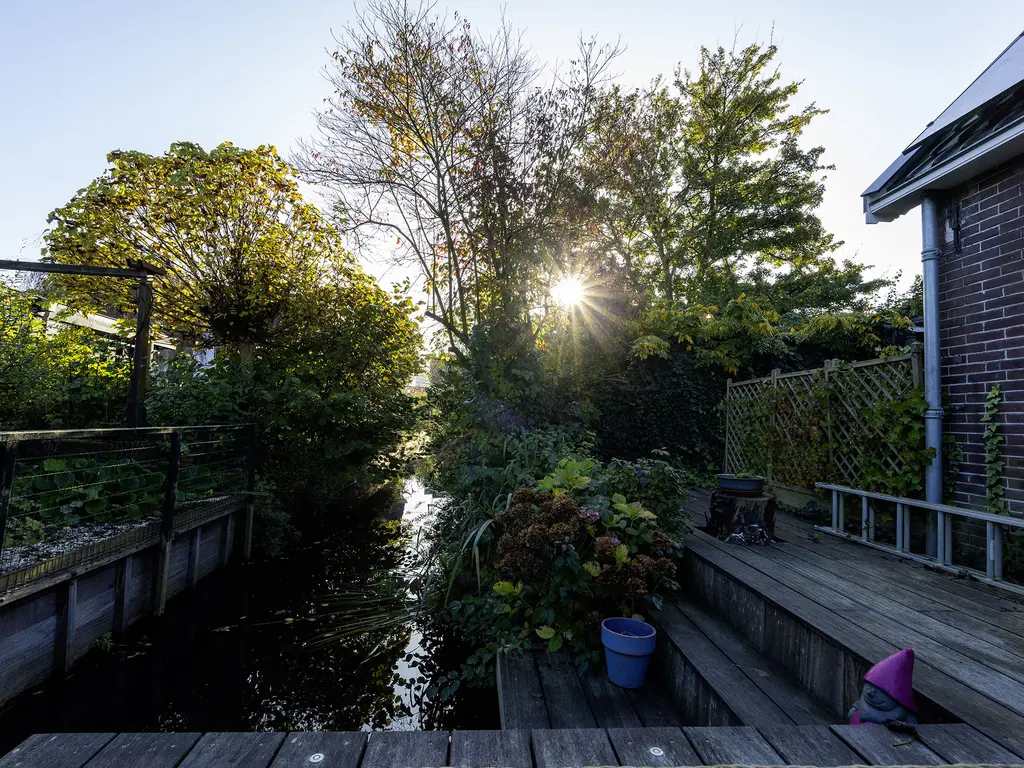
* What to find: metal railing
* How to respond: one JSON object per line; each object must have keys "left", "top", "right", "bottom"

{"left": 815, "top": 482, "right": 1024, "bottom": 593}
{"left": 0, "top": 425, "right": 254, "bottom": 597}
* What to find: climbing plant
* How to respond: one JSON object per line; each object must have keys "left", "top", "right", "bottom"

{"left": 982, "top": 383, "right": 1008, "bottom": 515}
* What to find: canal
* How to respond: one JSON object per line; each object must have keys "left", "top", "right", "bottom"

{"left": 0, "top": 480, "right": 497, "bottom": 752}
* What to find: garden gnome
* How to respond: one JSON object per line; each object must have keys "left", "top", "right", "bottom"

{"left": 849, "top": 648, "right": 918, "bottom": 725}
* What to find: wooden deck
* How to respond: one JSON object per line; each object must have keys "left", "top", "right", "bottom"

{"left": 4, "top": 724, "right": 1023, "bottom": 767}
{"left": 682, "top": 488, "right": 1024, "bottom": 758}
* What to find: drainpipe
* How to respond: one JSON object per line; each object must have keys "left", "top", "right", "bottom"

{"left": 921, "top": 194, "right": 944, "bottom": 555}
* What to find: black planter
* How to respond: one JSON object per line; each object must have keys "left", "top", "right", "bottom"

{"left": 715, "top": 473, "right": 765, "bottom": 497}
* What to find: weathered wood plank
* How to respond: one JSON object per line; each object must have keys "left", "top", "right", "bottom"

{"left": 54, "top": 578, "right": 77, "bottom": 673}
{"left": 450, "top": 730, "right": 531, "bottom": 768}
{"left": 177, "top": 732, "right": 285, "bottom": 768}
{"left": 624, "top": 685, "right": 684, "bottom": 728}
{"left": 269, "top": 732, "right": 365, "bottom": 768}
{"left": 361, "top": 731, "right": 448, "bottom": 768}
{"left": 654, "top": 601, "right": 791, "bottom": 726}
{"left": 756, "top": 725, "right": 859, "bottom": 766}
{"left": 497, "top": 651, "right": 550, "bottom": 729}
{"left": 0, "top": 590, "right": 57, "bottom": 704}
{"left": 681, "top": 726, "right": 782, "bottom": 765}
{"left": 530, "top": 729, "right": 616, "bottom": 768}
{"left": 0, "top": 734, "right": 115, "bottom": 768}
{"left": 673, "top": 598, "right": 834, "bottom": 725}
{"left": 72, "top": 565, "right": 116, "bottom": 659}
{"left": 577, "top": 670, "right": 642, "bottom": 728}
{"left": 831, "top": 724, "right": 945, "bottom": 765}
{"left": 86, "top": 732, "right": 202, "bottom": 768}
{"left": 915, "top": 723, "right": 1024, "bottom": 765}
{"left": 607, "top": 727, "right": 699, "bottom": 767}
{"left": 687, "top": 531, "right": 1024, "bottom": 755}
{"left": 534, "top": 651, "right": 596, "bottom": 729}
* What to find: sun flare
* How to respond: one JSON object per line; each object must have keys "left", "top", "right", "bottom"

{"left": 551, "top": 276, "right": 585, "bottom": 307}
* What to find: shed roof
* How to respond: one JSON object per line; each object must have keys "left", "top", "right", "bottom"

{"left": 863, "top": 31, "right": 1024, "bottom": 223}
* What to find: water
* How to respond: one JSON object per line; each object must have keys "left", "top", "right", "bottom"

{"left": 0, "top": 479, "right": 497, "bottom": 752}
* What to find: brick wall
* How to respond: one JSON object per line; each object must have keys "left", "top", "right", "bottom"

{"left": 940, "top": 156, "right": 1024, "bottom": 517}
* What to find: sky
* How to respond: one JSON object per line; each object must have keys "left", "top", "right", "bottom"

{"left": 3, "top": 0, "right": 1023, "bottom": 292}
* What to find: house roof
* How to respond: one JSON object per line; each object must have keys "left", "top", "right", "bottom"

{"left": 863, "top": 31, "right": 1024, "bottom": 223}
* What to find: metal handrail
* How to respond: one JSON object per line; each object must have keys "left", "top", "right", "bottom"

{"left": 814, "top": 482, "right": 1023, "bottom": 591}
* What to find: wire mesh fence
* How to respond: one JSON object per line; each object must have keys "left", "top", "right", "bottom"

{"left": 0, "top": 425, "right": 252, "bottom": 596}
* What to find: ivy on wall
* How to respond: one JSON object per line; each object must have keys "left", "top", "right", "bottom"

{"left": 983, "top": 383, "right": 1009, "bottom": 515}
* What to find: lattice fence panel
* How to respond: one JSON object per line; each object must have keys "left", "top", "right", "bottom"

{"left": 724, "top": 352, "right": 920, "bottom": 490}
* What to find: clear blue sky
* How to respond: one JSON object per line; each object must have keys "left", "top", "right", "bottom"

{"left": 3, "top": 0, "right": 1023, "bottom": 290}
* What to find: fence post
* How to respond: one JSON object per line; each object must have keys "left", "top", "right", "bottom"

{"left": 724, "top": 378, "right": 732, "bottom": 473}
{"left": 0, "top": 442, "right": 18, "bottom": 566}
{"left": 242, "top": 424, "right": 257, "bottom": 562}
{"left": 824, "top": 360, "right": 836, "bottom": 482}
{"left": 152, "top": 432, "right": 181, "bottom": 617}
{"left": 769, "top": 369, "right": 780, "bottom": 484}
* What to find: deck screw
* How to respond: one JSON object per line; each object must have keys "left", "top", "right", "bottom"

{"left": 649, "top": 747, "right": 664, "bottom": 757}
{"left": 309, "top": 753, "right": 324, "bottom": 763}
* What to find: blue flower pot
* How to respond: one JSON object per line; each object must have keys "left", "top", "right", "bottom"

{"left": 601, "top": 617, "right": 657, "bottom": 689}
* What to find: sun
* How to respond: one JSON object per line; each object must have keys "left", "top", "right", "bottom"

{"left": 551, "top": 276, "right": 585, "bottom": 307}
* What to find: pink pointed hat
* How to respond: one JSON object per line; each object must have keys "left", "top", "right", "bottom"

{"left": 864, "top": 648, "right": 917, "bottom": 712}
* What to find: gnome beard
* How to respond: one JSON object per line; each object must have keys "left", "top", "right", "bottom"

{"left": 849, "top": 648, "right": 918, "bottom": 726}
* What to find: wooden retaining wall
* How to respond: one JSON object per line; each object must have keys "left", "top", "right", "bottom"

{"left": 0, "top": 512, "right": 237, "bottom": 705}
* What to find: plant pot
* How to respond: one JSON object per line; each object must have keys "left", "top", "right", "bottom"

{"left": 716, "top": 473, "right": 765, "bottom": 497}
{"left": 601, "top": 617, "right": 657, "bottom": 689}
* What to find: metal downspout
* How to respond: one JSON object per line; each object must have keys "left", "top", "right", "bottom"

{"left": 921, "top": 194, "right": 944, "bottom": 511}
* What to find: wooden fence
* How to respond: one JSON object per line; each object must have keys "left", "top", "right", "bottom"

{"left": 724, "top": 352, "right": 922, "bottom": 493}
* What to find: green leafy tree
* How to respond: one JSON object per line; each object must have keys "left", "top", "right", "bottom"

{"left": 44, "top": 142, "right": 344, "bottom": 352}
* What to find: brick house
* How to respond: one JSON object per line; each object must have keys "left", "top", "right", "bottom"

{"left": 863, "top": 31, "right": 1024, "bottom": 519}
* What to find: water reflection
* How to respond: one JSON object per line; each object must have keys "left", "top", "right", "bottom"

{"left": 0, "top": 479, "right": 496, "bottom": 752}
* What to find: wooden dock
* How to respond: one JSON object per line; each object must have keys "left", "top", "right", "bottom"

{"left": 681, "top": 489, "right": 1024, "bottom": 757}
{"left": 4, "top": 723, "right": 1023, "bottom": 767}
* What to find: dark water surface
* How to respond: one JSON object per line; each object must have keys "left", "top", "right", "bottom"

{"left": 0, "top": 480, "right": 497, "bottom": 753}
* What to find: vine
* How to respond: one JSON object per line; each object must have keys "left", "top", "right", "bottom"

{"left": 982, "top": 383, "right": 1008, "bottom": 515}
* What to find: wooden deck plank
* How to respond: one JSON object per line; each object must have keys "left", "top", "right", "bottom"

{"left": 530, "top": 729, "right": 617, "bottom": 768}
{"left": 655, "top": 601, "right": 792, "bottom": 726}
{"left": 86, "top": 733, "right": 202, "bottom": 768}
{"left": 681, "top": 726, "right": 782, "bottom": 765}
{"left": 624, "top": 686, "right": 684, "bottom": 728}
{"left": 756, "top": 725, "right": 860, "bottom": 766}
{"left": 0, "top": 734, "right": 115, "bottom": 768}
{"left": 577, "top": 671, "right": 643, "bottom": 728}
{"left": 686, "top": 531, "right": 1024, "bottom": 755}
{"left": 774, "top": 518, "right": 1024, "bottom": 659}
{"left": 606, "top": 727, "right": 699, "bottom": 767}
{"left": 773, "top": 515, "right": 1024, "bottom": 620}
{"left": 757, "top": 534, "right": 1024, "bottom": 688}
{"left": 269, "top": 733, "right": 365, "bottom": 768}
{"left": 361, "top": 731, "right": 449, "bottom": 768}
{"left": 915, "top": 723, "right": 1024, "bottom": 765}
{"left": 672, "top": 599, "right": 834, "bottom": 725}
{"left": 497, "top": 651, "right": 550, "bottom": 730}
{"left": 830, "top": 724, "right": 945, "bottom": 765}
{"left": 710, "top": 533, "right": 1024, "bottom": 718}
{"left": 177, "top": 732, "right": 285, "bottom": 768}
{"left": 450, "top": 730, "right": 531, "bottom": 768}
{"left": 534, "top": 651, "right": 597, "bottom": 729}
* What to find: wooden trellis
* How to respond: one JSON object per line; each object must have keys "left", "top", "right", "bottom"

{"left": 725, "top": 352, "right": 922, "bottom": 490}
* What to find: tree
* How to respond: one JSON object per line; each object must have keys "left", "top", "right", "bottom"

{"left": 45, "top": 142, "right": 344, "bottom": 351}
{"left": 295, "top": 0, "right": 619, "bottom": 357}
{"left": 588, "top": 42, "right": 839, "bottom": 305}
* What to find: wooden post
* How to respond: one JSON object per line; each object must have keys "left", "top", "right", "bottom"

{"left": 219, "top": 514, "right": 233, "bottom": 567}
{"left": 242, "top": 424, "right": 257, "bottom": 562}
{"left": 113, "top": 554, "right": 134, "bottom": 634}
{"left": 861, "top": 495, "right": 869, "bottom": 542}
{"left": 152, "top": 432, "right": 181, "bottom": 616}
{"left": 824, "top": 360, "right": 836, "bottom": 482}
{"left": 769, "top": 369, "right": 780, "bottom": 484}
{"left": 0, "top": 442, "right": 18, "bottom": 564}
{"left": 124, "top": 276, "right": 154, "bottom": 428}
{"left": 724, "top": 378, "right": 732, "bottom": 473}
{"left": 54, "top": 578, "right": 78, "bottom": 674}
{"left": 186, "top": 527, "right": 201, "bottom": 588}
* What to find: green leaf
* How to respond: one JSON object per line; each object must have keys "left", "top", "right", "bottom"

{"left": 615, "top": 543, "right": 629, "bottom": 565}
{"left": 548, "top": 634, "right": 564, "bottom": 653}
{"left": 535, "top": 626, "right": 556, "bottom": 640}
{"left": 492, "top": 580, "right": 516, "bottom": 597}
